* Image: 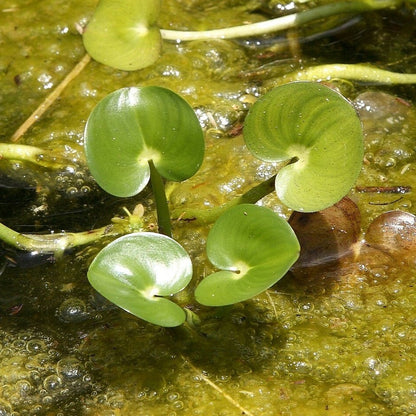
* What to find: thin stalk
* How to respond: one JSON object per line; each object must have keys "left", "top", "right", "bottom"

{"left": 0, "top": 143, "right": 69, "bottom": 169}
{"left": 268, "top": 63, "right": 416, "bottom": 87}
{"left": 181, "top": 355, "right": 255, "bottom": 416}
{"left": 0, "top": 223, "right": 116, "bottom": 255}
{"left": 11, "top": 53, "right": 91, "bottom": 142}
{"left": 171, "top": 174, "right": 277, "bottom": 224}
{"left": 160, "top": 0, "right": 398, "bottom": 41}
{"left": 0, "top": 205, "right": 144, "bottom": 255}
{"left": 172, "top": 156, "right": 300, "bottom": 224}
{"left": 148, "top": 160, "right": 172, "bottom": 237}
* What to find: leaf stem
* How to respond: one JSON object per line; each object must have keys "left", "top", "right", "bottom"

{"left": 0, "top": 206, "right": 144, "bottom": 255}
{"left": 171, "top": 174, "right": 277, "bottom": 224}
{"left": 269, "top": 63, "right": 416, "bottom": 87}
{"left": 0, "top": 223, "right": 111, "bottom": 256}
{"left": 148, "top": 160, "right": 173, "bottom": 237}
{"left": 160, "top": 0, "right": 398, "bottom": 41}
{"left": 0, "top": 143, "right": 70, "bottom": 169}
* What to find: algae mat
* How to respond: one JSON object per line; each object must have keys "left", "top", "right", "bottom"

{"left": 1, "top": 1, "right": 416, "bottom": 415}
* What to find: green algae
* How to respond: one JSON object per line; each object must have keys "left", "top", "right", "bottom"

{"left": 0, "top": 0, "right": 416, "bottom": 415}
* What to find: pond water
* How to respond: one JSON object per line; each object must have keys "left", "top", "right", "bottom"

{"left": 1, "top": 0, "right": 416, "bottom": 415}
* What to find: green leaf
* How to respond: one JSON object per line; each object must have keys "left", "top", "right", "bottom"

{"left": 243, "top": 82, "right": 364, "bottom": 212}
{"left": 195, "top": 204, "right": 300, "bottom": 306}
{"left": 88, "top": 232, "right": 193, "bottom": 327}
{"left": 84, "top": 86, "right": 204, "bottom": 197}
{"left": 83, "top": 0, "right": 162, "bottom": 71}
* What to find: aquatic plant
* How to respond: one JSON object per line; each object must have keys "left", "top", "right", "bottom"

{"left": 0, "top": 81, "right": 367, "bottom": 325}
{"left": 194, "top": 204, "right": 300, "bottom": 306}
{"left": 9, "top": 0, "right": 416, "bottom": 146}
{"left": 87, "top": 232, "right": 193, "bottom": 327}
{"left": 3, "top": 3, "right": 416, "bottom": 415}
{"left": 84, "top": 85, "right": 204, "bottom": 236}
{"left": 82, "top": 0, "right": 162, "bottom": 71}
{"left": 82, "top": 0, "right": 403, "bottom": 71}
{"left": 0, "top": 143, "right": 71, "bottom": 169}
{"left": 2, "top": 41, "right": 416, "bottom": 331}
{"left": 81, "top": 82, "right": 363, "bottom": 324}
{"left": 243, "top": 82, "right": 364, "bottom": 212}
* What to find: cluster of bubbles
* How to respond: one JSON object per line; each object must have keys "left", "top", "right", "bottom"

{"left": 54, "top": 166, "right": 95, "bottom": 199}
{"left": 0, "top": 329, "right": 90, "bottom": 415}
{"left": 57, "top": 297, "right": 89, "bottom": 323}
{"left": 355, "top": 91, "right": 416, "bottom": 173}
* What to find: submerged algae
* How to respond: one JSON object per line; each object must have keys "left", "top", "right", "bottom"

{"left": 0, "top": 0, "right": 416, "bottom": 415}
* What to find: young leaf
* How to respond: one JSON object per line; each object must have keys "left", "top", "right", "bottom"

{"left": 84, "top": 86, "right": 204, "bottom": 197}
{"left": 88, "top": 232, "right": 193, "bottom": 327}
{"left": 243, "top": 82, "right": 364, "bottom": 212}
{"left": 195, "top": 204, "right": 300, "bottom": 306}
{"left": 83, "top": 0, "right": 162, "bottom": 71}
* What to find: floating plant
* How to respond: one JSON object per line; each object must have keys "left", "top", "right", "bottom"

{"left": 195, "top": 204, "right": 300, "bottom": 306}
{"left": 87, "top": 232, "right": 193, "bottom": 327}
{"left": 243, "top": 82, "right": 364, "bottom": 212}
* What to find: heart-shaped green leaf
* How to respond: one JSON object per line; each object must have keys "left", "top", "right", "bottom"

{"left": 84, "top": 86, "right": 204, "bottom": 197}
{"left": 88, "top": 232, "right": 193, "bottom": 327}
{"left": 195, "top": 204, "right": 300, "bottom": 306}
{"left": 243, "top": 82, "right": 364, "bottom": 212}
{"left": 83, "top": 0, "right": 162, "bottom": 71}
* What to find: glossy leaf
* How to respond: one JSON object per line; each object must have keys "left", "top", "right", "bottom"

{"left": 84, "top": 86, "right": 204, "bottom": 197}
{"left": 243, "top": 82, "right": 364, "bottom": 212}
{"left": 83, "top": 0, "right": 162, "bottom": 71}
{"left": 88, "top": 232, "right": 193, "bottom": 327}
{"left": 195, "top": 204, "right": 300, "bottom": 306}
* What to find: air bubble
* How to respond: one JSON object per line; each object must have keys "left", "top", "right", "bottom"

{"left": 26, "top": 339, "right": 46, "bottom": 353}
{"left": 29, "top": 371, "right": 41, "bottom": 385}
{"left": 374, "top": 385, "right": 391, "bottom": 400}
{"left": 83, "top": 374, "right": 92, "bottom": 383}
{"left": 96, "top": 394, "right": 107, "bottom": 404}
{"left": 297, "top": 301, "right": 314, "bottom": 312}
{"left": 1, "top": 348, "right": 14, "bottom": 357}
{"left": 12, "top": 339, "right": 26, "bottom": 349}
{"left": 48, "top": 348, "right": 61, "bottom": 359}
{"left": 66, "top": 187, "right": 78, "bottom": 196}
{"left": 216, "top": 374, "right": 231, "bottom": 383}
{"left": 30, "top": 404, "right": 44, "bottom": 415}
{"left": 292, "top": 360, "right": 312, "bottom": 375}
{"left": 58, "top": 298, "right": 87, "bottom": 323}
{"left": 39, "top": 388, "right": 48, "bottom": 397}
{"left": 0, "top": 400, "right": 12, "bottom": 416}
{"left": 108, "top": 393, "right": 124, "bottom": 408}
{"left": 399, "top": 199, "right": 412, "bottom": 209}
{"left": 16, "top": 379, "right": 33, "bottom": 396}
{"left": 9, "top": 394, "right": 21, "bottom": 407}
{"left": 56, "top": 357, "right": 84, "bottom": 381}
{"left": 136, "top": 391, "right": 146, "bottom": 400}
{"left": 43, "top": 374, "right": 62, "bottom": 391}
{"left": 167, "top": 392, "right": 179, "bottom": 402}
{"left": 42, "top": 395, "right": 53, "bottom": 405}
{"left": 172, "top": 400, "right": 184, "bottom": 410}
